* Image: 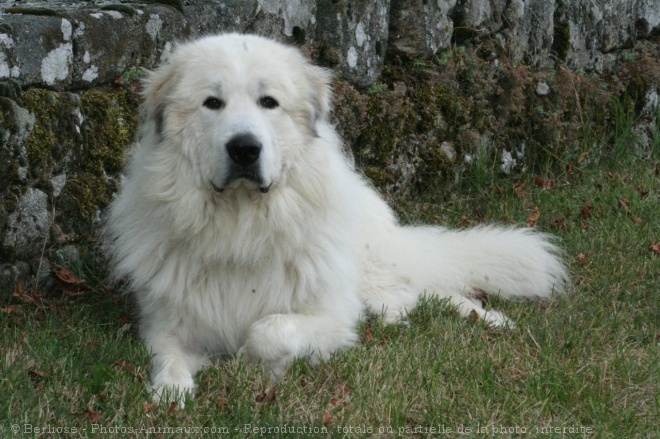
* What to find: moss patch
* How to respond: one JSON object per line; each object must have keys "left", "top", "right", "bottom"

{"left": 333, "top": 41, "right": 660, "bottom": 201}
{"left": 12, "top": 86, "right": 137, "bottom": 236}
{"left": 56, "top": 88, "right": 137, "bottom": 233}
{"left": 20, "top": 89, "right": 80, "bottom": 185}
{"left": 79, "top": 88, "right": 136, "bottom": 175}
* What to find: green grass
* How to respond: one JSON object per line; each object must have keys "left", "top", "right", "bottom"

{"left": 2, "top": 134, "right": 659, "bottom": 438}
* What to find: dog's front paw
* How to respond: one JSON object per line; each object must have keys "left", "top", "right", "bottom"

{"left": 238, "top": 314, "right": 304, "bottom": 378}
{"left": 150, "top": 367, "right": 196, "bottom": 408}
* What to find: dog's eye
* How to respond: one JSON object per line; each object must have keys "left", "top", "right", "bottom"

{"left": 203, "top": 97, "right": 225, "bottom": 110}
{"left": 258, "top": 96, "right": 279, "bottom": 109}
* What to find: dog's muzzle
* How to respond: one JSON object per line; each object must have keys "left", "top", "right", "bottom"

{"left": 213, "top": 133, "right": 271, "bottom": 193}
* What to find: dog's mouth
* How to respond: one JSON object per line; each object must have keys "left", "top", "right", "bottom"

{"left": 212, "top": 176, "right": 272, "bottom": 194}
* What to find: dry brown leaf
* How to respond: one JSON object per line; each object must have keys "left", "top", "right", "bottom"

{"left": 86, "top": 406, "right": 102, "bottom": 423}
{"left": 54, "top": 267, "right": 83, "bottom": 285}
{"left": 363, "top": 326, "right": 374, "bottom": 343}
{"left": 577, "top": 151, "right": 590, "bottom": 164}
{"left": 28, "top": 370, "right": 47, "bottom": 382}
{"left": 322, "top": 413, "right": 333, "bottom": 426}
{"left": 513, "top": 181, "right": 526, "bottom": 199}
{"left": 650, "top": 242, "right": 660, "bottom": 256}
{"left": 551, "top": 216, "right": 569, "bottom": 232}
{"left": 142, "top": 401, "right": 156, "bottom": 414}
{"left": 636, "top": 185, "right": 649, "bottom": 199}
{"left": 618, "top": 199, "right": 643, "bottom": 225}
{"left": 533, "top": 175, "right": 554, "bottom": 190}
{"left": 580, "top": 201, "right": 594, "bottom": 220}
{"left": 54, "top": 266, "right": 92, "bottom": 295}
{"left": 255, "top": 389, "right": 277, "bottom": 404}
{"left": 577, "top": 253, "right": 589, "bottom": 266}
{"left": 458, "top": 215, "right": 471, "bottom": 228}
{"left": 12, "top": 282, "right": 43, "bottom": 307}
{"left": 526, "top": 206, "right": 540, "bottom": 227}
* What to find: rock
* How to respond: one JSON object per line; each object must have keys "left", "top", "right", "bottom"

{"left": 451, "top": 0, "right": 555, "bottom": 66}
{"left": 552, "top": 0, "right": 660, "bottom": 71}
{"left": 389, "top": 0, "right": 455, "bottom": 57}
{"left": 536, "top": 81, "right": 551, "bottom": 96}
{"left": 2, "top": 188, "right": 51, "bottom": 260}
{"left": 316, "top": 0, "right": 391, "bottom": 87}
{"left": 636, "top": 0, "right": 660, "bottom": 37}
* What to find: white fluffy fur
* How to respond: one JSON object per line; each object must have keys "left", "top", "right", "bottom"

{"left": 106, "top": 34, "right": 568, "bottom": 403}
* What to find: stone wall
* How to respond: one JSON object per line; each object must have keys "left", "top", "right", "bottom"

{"left": 1, "top": 0, "right": 659, "bottom": 294}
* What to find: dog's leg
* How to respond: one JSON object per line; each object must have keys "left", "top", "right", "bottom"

{"left": 237, "top": 312, "right": 359, "bottom": 378}
{"left": 142, "top": 326, "right": 210, "bottom": 407}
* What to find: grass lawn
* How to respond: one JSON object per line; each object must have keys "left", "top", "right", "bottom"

{"left": 1, "top": 147, "right": 658, "bottom": 436}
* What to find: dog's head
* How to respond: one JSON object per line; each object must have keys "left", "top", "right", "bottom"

{"left": 140, "top": 33, "right": 333, "bottom": 195}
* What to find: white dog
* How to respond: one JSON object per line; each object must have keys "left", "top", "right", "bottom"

{"left": 106, "top": 33, "right": 568, "bottom": 402}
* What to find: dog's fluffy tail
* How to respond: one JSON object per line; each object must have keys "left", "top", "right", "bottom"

{"left": 362, "top": 225, "right": 569, "bottom": 325}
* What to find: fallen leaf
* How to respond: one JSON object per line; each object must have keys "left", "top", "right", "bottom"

{"left": 489, "top": 184, "right": 504, "bottom": 195}
{"left": 551, "top": 216, "right": 569, "bottom": 232}
{"left": 363, "top": 326, "right": 374, "bottom": 343}
{"left": 86, "top": 406, "right": 102, "bottom": 423}
{"left": 580, "top": 201, "right": 594, "bottom": 220}
{"left": 577, "top": 151, "right": 590, "bottom": 164}
{"left": 322, "top": 413, "right": 333, "bottom": 426}
{"left": 636, "top": 185, "right": 649, "bottom": 199}
{"left": 577, "top": 253, "right": 589, "bottom": 266}
{"left": 28, "top": 370, "right": 47, "bottom": 383}
{"left": 533, "top": 175, "right": 554, "bottom": 190}
{"left": 255, "top": 389, "right": 277, "bottom": 404}
{"left": 54, "top": 266, "right": 92, "bottom": 296}
{"left": 458, "top": 215, "right": 471, "bottom": 228}
{"left": 618, "top": 199, "right": 643, "bottom": 225}
{"left": 54, "top": 267, "right": 83, "bottom": 285}
{"left": 513, "top": 181, "right": 526, "bottom": 199}
{"left": 526, "top": 206, "right": 540, "bottom": 227}
{"left": 12, "top": 282, "right": 43, "bottom": 307}
{"left": 650, "top": 242, "right": 660, "bottom": 256}
{"left": 142, "top": 401, "right": 156, "bottom": 414}
{"left": 618, "top": 198, "right": 631, "bottom": 211}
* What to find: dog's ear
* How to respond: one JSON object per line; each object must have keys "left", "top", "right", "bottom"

{"left": 140, "top": 62, "right": 178, "bottom": 139}
{"left": 305, "top": 64, "right": 333, "bottom": 125}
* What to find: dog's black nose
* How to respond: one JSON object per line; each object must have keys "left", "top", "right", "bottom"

{"left": 226, "top": 133, "right": 262, "bottom": 166}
